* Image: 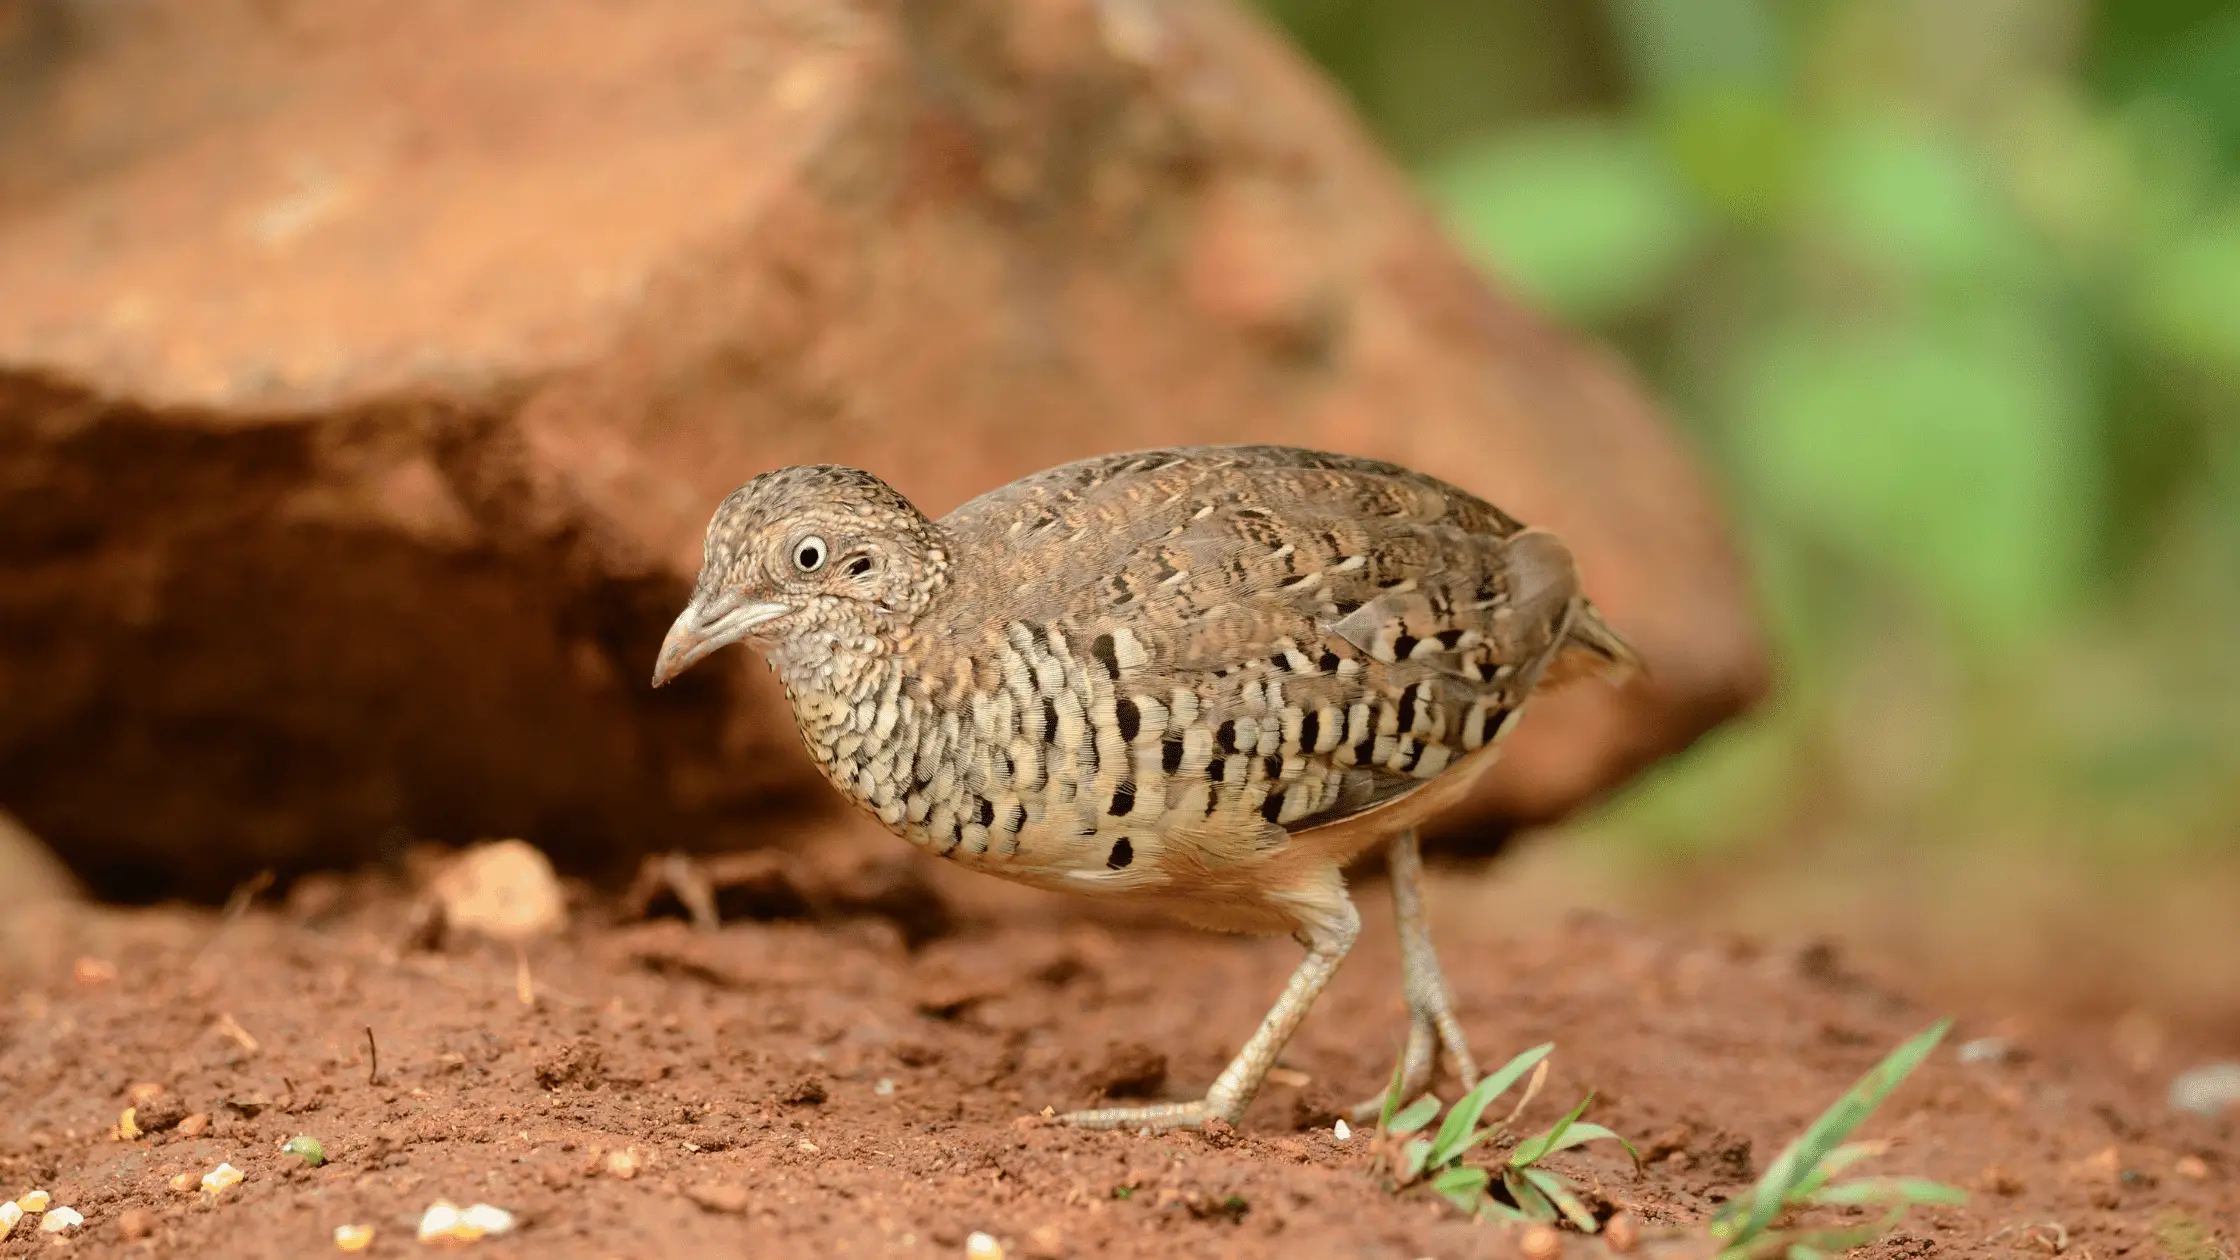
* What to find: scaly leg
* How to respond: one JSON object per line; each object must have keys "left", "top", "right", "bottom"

{"left": 1061, "top": 892, "right": 1361, "bottom": 1132}
{"left": 1352, "top": 828, "right": 1480, "bottom": 1122}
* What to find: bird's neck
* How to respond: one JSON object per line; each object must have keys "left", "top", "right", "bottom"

{"left": 766, "top": 623, "right": 930, "bottom": 836}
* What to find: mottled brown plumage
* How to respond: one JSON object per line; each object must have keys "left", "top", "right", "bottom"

{"left": 653, "top": 446, "right": 1637, "bottom": 1129}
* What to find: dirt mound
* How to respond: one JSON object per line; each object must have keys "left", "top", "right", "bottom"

{"left": 1, "top": 864, "right": 2230, "bottom": 1258}
{"left": 0, "top": 0, "right": 1761, "bottom": 900}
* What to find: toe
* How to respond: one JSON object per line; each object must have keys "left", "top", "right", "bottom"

{"left": 1058, "top": 1099, "right": 1212, "bottom": 1132}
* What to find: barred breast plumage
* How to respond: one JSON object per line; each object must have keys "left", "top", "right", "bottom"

{"left": 652, "top": 445, "right": 1639, "bottom": 1131}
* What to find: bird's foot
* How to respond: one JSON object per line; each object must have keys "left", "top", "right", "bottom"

{"left": 1057, "top": 1095, "right": 1243, "bottom": 1132}
{"left": 1348, "top": 827, "right": 1482, "bottom": 1125}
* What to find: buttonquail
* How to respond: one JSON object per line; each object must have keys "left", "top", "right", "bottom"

{"left": 652, "top": 446, "right": 1639, "bottom": 1130}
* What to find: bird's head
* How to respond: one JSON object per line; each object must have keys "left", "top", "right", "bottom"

{"left": 650, "top": 465, "right": 947, "bottom": 687}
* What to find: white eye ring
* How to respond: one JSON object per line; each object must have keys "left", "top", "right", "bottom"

{"left": 792, "top": 535, "right": 828, "bottom": 573}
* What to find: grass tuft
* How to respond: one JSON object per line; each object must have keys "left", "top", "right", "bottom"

{"left": 1709, "top": 1020, "right": 1966, "bottom": 1260}
{"left": 1372, "top": 1042, "right": 1636, "bottom": 1228}
{"left": 1370, "top": 1020, "right": 1965, "bottom": 1256}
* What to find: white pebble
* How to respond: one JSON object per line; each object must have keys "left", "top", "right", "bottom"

{"left": 417, "top": 1199, "right": 516, "bottom": 1243}
{"left": 966, "top": 1230, "right": 1005, "bottom": 1259}
{"left": 39, "top": 1206, "right": 84, "bottom": 1234}
{"left": 0, "top": 1201, "right": 20, "bottom": 1234}
{"left": 419, "top": 1201, "right": 463, "bottom": 1241}
{"left": 1333, "top": 1118, "right": 1351, "bottom": 1141}
{"left": 2169, "top": 1062, "right": 2240, "bottom": 1118}
{"left": 15, "top": 1190, "right": 49, "bottom": 1213}
{"left": 202, "top": 1162, "right": 245, "bottom": 1196}
{"left": 460, "top": 1204, "right": 516, "bottom": 1236}
{"left": 1957, "top": 1036, "right": 2013, "bottom": 1065}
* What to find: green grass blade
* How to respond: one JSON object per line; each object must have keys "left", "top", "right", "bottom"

{"left": 1512, "top": 1093, "right": 1596, "bottom": 1166}
{"left": 1711, "top": 1189, "right": 1758, "bottom": 1238}
{"left": 1522, "top": 1167, "right": 1602, "bottom": 1232}
{"left": 1546, "top": 1121, "right": 1640, "bottom": 1162}
{"left": 1429, "top": 1042, "right": 1554, "bottom": 1165}
{"left": 1391, "top": 1093, "right": 1442, "bottom": 1137}
{"left": 1810, "top": 1177, "right": 1967, "bottom": 1208}
{"left": 1431, "top": 1165, "right": 1491, "bottom": 1213}
{"left": 1730, "top": 1020, "right": 1952, "bottom": 1245}
{"left": 1787, "top": 1141, "right": 1887, "bottom": 1200}
{"left": 1481, "top": 1201, "right": 1531, "bottom": 1224}
{"left": 1503, "top": 1169, "right": 1558, "bottom": 1223}
{"left": 1401, "top": 1137, "right": 1434, "bottom": 1183}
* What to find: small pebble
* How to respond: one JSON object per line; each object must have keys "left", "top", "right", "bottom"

{"left": 416, "top": 1200, "right": 516, "bottom": 1243}
{"left": 333, "top": 1223, "right": 375, "bottom": 1251}
{"left": 1957, "top": 1037, "right": 2014, "bottom": 1065}
{"left": 2070, "top": 1145, "right": 2122, "bottom": 1183}
{"left": 966, "top": 1230, "right": 1005, "bottom": 1260}
{"left": 16, "top": 1190, "right": 50, "bottom": 1213}
{"left": 132, "top": 1092, "right": 188, "bottom": 1133}
{"left": 1604, "top": 1212, "right": 1639, "bottom": 1253}
{"left": 39, "top": 1206, "right": 84, "bottom": 1234}
{"left": 117, "top": 1208, "right": 154, "bottom": 1241}
{"left": 461, "top": 1205, "right": 515, "bottom": 1236}
{"left": 418, "top": 1202, "right": 466, "bottom": 1243}
{"left": 0, "top": 1201, "right": 20, "bottom": 1233}
{"left": 875, "top": 1078, "right": 897, "bottom": 1096}
{"left": 2175, "top": 1155, "right": 2209, "bottom": 1181}
{"left": 176, "top": 1113, "right": 211, "bottom": 1138}
{"left": 684, "top": 1182, "right": 750, "bottom": 1215}
{"left": 282, "top": 1135, "right": 327, "bottom": 1167}
{"left": 1332, "top": 1118, "right": 1351, "bottom": 1142}
{"left": 1521, "top": 1224, "right": 1564, "bottom": 1259}
{"left": 168, "top": 1172, "right": 198, "bottom": 1194}
{"left": 2169, "top": 1063, "right": 2240, "bottom": 1118}
{"left": 202, "top": 1162, "right": 245, "bottom": 1196}
{"left": 604, "top": 1147, "right": 645, "bottom": 1179}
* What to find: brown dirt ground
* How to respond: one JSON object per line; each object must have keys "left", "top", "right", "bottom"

{"left": 3, "top": 846, "right": 2235, "bottom": 1260}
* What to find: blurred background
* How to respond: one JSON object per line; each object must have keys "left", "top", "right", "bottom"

{"left": 3, "top": 0, "right": 2234, "bottom": 1038}
{"left": 1259, "top": 0, "right": 2240, "bottom": 1024}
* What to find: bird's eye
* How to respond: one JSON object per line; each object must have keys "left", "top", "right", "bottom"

{"left": 792, "top": 535, "right": 828, "bottom": 573}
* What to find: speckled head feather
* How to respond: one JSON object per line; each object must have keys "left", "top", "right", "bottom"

{"left": 652, "top": 466, "right": 949, "bottom": 686}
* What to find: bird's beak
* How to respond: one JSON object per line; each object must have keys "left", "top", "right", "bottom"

{"left": 649, "top": 595, "right": 792, "bottom": 687}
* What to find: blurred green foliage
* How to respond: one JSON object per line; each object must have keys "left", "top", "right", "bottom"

{"left": 1263, "top": 0, "right": 2240, "bottom": 865}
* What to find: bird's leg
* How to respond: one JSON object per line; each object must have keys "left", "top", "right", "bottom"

{"left": 1061, "top": 894, "right": 1360, "bottom": 1132}
{"left": 1352, "top": 828, "right": 1479, "bottom": 1122}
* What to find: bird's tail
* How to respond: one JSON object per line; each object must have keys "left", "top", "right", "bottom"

{"left": 1544, "top": 599, "right": 1646, "bottom": 689}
